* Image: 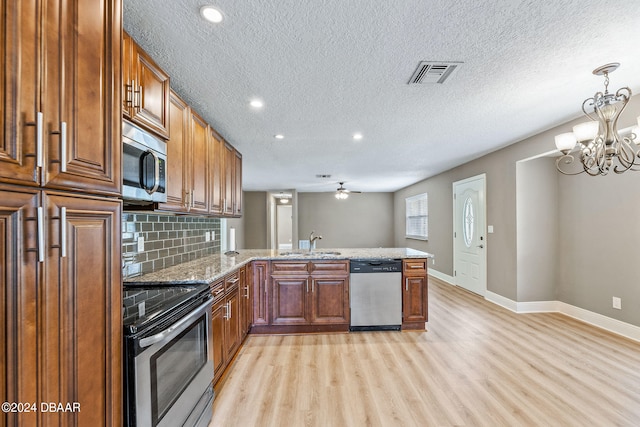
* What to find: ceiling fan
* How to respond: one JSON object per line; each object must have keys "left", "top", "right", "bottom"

{"left": 335, "top": 182, "right": 361, "bottom": 199}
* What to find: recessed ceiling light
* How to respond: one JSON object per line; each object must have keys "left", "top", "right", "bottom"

{"left": 250, "top": 99, "right": 264, "bottom": 108}
{"left": 353, "top": 133, "right": 363, "bottom": 140}
{"left": 200, "top": 6, "right": 223, "bottom": 23}
{"left": 274, "top": 134, "right": 284, "bottom": 139}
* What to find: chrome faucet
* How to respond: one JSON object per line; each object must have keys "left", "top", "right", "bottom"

{"left": 309, "top": 231, "right": 322, "bottom": 251}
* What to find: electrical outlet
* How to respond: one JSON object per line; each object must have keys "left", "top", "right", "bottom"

{"left": 205, "top": 231, "right": 211, "bottom": 242}
{"left": 212, "top": 230, "right": 215, "bottom": 241}
{"left": 137, "top": 236, "right": 145, "bottom": 252}
{"left": 612, "top": 296, "right": 622, "bottom": 310}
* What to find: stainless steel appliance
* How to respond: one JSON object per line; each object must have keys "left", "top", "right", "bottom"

{"left": 123, "top": 283, "right": 214, "bottom": 427}
{"left": 122, "top": 120, "right": 167, "bottom": 204}
{"left": 349, "top": 259, "right": 403, "bottom": 331}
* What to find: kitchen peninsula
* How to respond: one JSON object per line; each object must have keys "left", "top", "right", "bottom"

{"left": 125, "top": 248, "right": 433, "bottom": 384}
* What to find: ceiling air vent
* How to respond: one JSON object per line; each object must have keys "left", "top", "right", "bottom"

{"left": 408, "top": 61, "right": 462, "bottom": 85}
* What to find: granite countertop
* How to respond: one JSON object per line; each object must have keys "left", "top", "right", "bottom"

{"left": 124, "top": 248, "right": 434, "bottom": 285}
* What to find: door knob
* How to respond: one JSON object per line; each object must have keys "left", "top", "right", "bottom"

{"left": 477, "top": 244, "right": 484, "bottom": 249}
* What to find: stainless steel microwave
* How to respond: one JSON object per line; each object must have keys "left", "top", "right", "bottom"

{"left": 122, "top": 120, "right": 167, "bottom": 204}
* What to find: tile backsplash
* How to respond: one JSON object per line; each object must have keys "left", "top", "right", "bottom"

{"left": 122, "top": 213, "right": 221, "bottom": 279}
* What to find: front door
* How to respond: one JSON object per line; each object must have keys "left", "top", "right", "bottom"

{"left": 453, "top": 174, "right": 487, "bottom": 296}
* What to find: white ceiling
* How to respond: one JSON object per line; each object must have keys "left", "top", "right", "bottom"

{"left": 123, "top": 0, "right": 640, "bottom": 193}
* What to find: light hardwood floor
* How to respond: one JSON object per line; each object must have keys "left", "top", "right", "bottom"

{"left": 210, "top": 278, "right": 640, "bottom": 426}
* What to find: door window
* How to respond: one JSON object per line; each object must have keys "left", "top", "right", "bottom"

{"left": 463, "top": 196, "right": 474, "bottom": 248}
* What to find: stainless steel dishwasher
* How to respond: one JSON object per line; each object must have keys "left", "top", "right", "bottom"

{"left": 349, "top": 259, "right": 402, "bottom": 331}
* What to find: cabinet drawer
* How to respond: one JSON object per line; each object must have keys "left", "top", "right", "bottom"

{"left": 225, "top": 270, "right": 241, "bottom": 291}
{"left": 210, "top": 279, "right": 225, "bottom": 303}
{"left": 310, "top": 261, "right": 349, "bottom": 275}
{"left": 271, "top": 261, "right": 310, "bottom": 275}
{"left": 403, "top": 259, "right": 427, "bottom": 274}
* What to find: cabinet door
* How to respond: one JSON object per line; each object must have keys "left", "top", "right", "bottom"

{"left": 0, "top": 0, "right": 41, "bottom": 186}
{"left": 211, "top": 298, "right": 226, "bottom": 384}
{"left": 122, "top": 31, "right": 133, "bottom": 119}
{"left": 239, "top": 266, "right": 251, "bottom": 337}
{"left": 222, "top": 142, "right": 235, "bottom": 216}
{"left": 252, "top": 261, "right": 270, "bottom": 326}
{"left": 271, "top": 276, "right": 309, "bottom": 325}
{"left": 188, "top": 110, "right": 209, "bottom": 213}
{"left": 233, "top": 149, "right": 242, "bottom": 216}
{"left": 224, "top": 287, "right": 241, "bottom": 359}
{"left": 157, "top": 91, "right": 189, "bottom": 212}
{"left": 0, "top": 186, "right": 40, "bottom": 427}
{"left": 43, "top": 192, "right": 121, "bottom": 426}
{"left": 42, "top": 0, "right": 122, "bottom": 195}
{"left": 310, "top": 276, "right": 350, "bottom": 325}
{"left": 130, "top": 41, "right": 170, "bottom": 139}
{"left": 208, "top": 129, "right": 224, "bottom": 215}
{"left": 403, "top": 275, "right": 428, "bottom": 324}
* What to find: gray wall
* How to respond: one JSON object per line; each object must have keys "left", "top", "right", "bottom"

{"left": 516, "top": 157, "right": 559, "bottom": 302}
{"left": 298, "top": 192, "right": 394, "bottom": 248}
{"left": 558, "top": 169, "right": 640, "bottom": 325}
{"left": 393, "top": 94, "right": 640, "bottom": 326}
{"left": 242, "top": 191, "right": 268, "bottom": 249}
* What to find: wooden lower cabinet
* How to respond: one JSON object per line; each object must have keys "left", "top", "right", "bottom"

{"left": 256, "top": 260, "right": 350, "bottom": 333}
{"left": 402, "top": 259, "right": 428, "bottom": 330}
{"left": 310, "top": 277, "right": 350, "bottom": 324}
{"left": 251, "top": 260, "right": 270, "bottom": 326}
{"left": 239, "top": 265, "right": 252, "bottom": 338}
{"left": 1, "top": 186, "right": 122, "bottom": 426}
{"left": 211, "top": 268, "right": 247, "bottom": 385}
{"left": 272, "top": 276, "right": 309, "bottom": 325}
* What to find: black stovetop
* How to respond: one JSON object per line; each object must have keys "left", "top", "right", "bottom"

{"left": 123, "top": 282, "right": 209, "bottom": 335}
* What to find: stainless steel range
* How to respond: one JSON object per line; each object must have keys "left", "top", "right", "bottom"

{"left": 123, "top": 282, "right": 214, "bottom": 427}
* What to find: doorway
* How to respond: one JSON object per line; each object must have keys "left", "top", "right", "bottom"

{"left": 276, "top": 204, "right": 293, "bottom": 250}
{"left": 453, "top": 174, "right": 487, "bottom": 296}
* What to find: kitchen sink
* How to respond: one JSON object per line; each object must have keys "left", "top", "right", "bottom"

{"left": 279, "top": 251, "right": 342, "bottom": 257}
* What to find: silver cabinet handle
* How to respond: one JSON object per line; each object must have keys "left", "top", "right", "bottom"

{"left": 36, "top": 112, "right": 44, "bottom": 168}
{"left": 405, "top": 278, "right": 408, "bottom": 292}
{"left": 60, "top": 122, "right": 67, "bottom": 172}
{"left": 410, "top": 265, "right": 422, "bottom": 269}
{"left": 227, "top": 277, "right": 239, "bottom": 284}
{"left": 227, "top": 301, "right": 231, "bottom": 319}
{"left": 37, "top": 207, "right": 45, "bottom": 263}
{"left": 140, "top": 299, "right": 211, "bottom": 348}
{"left": 60, "top": 207, "right": 67, "bottom": 258}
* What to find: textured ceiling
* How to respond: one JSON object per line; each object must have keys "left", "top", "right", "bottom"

{"left": 123, "top": 0, "right": 640, "bottom": 192}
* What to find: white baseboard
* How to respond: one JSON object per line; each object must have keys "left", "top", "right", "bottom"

{"left": 436, "top": 277, "right": 640, "bottom": 343}
{"left": 428, "top": 269, "right": 456, "bottom": 285}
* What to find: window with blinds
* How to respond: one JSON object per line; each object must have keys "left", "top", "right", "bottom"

{"left": 405, "top": 193, "right": 428, "bottom": 240}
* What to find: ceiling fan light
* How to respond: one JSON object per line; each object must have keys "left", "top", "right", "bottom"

{"left": 335, "top": 192, "right": 348, "bottom": 200}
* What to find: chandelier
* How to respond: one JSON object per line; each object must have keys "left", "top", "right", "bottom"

{"left": 555, "top": 63, "right": 638, "bottom": 176}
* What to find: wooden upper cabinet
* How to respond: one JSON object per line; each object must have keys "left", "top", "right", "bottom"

{"left": 157, "top": 91, "right": 189, "bottom": 212}
{"left": 1, "top": 0, "right": 122, "bottom": 196}
{"left": 222, "top": 142, "right": 235, "bottom": 216}
{"left": 0, "top": 0, "right": 39, "bottom": 186}
{"left": 208, "top": 129, "right": 224, "bottom": 215}
{"left": 234, "top": 150, "right": 243, "bottom": 216}
{"left": 189, "top": 110, "right": 209, "bottom": 213}
{"left": 122, "top": 31, "right": 170, "bottom": 139}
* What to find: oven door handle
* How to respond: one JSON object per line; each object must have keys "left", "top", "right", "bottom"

{"left": 139, "top": 298, "right": 212, "bottom": 349}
